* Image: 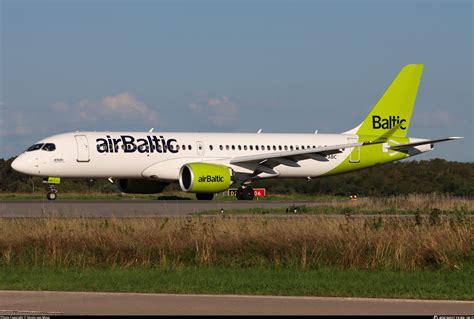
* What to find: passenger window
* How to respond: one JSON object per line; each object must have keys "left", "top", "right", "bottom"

{"left": 267, "top": 145, "right": 270, "bottom": 151}
{"left": 209, "top": 145, "right": 213, "bottom": 151}
{"left": 284, "top": 145, "right": 288, "bottom": 151}
{"left": 278, "top": 146, "right": 282, "bottom": 151}
{"left": 244, "top": 145, "right": 247, "bottom": 150}
{"left": 238, "top": 145, "right": 242, "bottom": 150}
{"left": 249, "top": 145, "right": 253, "bottom": 151}
{"left": 290, "top": 145, "right": 294, "bottom": 151}
{"left": 188, "top": 145, "right": 192, "bottom": 150}
{"left": 273, "top": 146, "right": 276, "bottom": 151}
{"left": 219, "top": 145, "right": 223, "bottom": 150}
{"left": 232, "top": 145, "right": 235, "bottom": 150}
{"left": 255, "top": 145, "right": 259, "bottom": 151}
{"left": 26, "top": 143, "right": 44, "bottom": 152}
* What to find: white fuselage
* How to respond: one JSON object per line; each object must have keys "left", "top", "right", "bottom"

{"left": 12, "top": 131, "right": 362, "bottom": 181}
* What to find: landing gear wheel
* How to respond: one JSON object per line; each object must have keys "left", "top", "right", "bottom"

{"left": 243, "top": 187, "right": 254, "bottom": 200}
{"left": 237, "top": 187, "right": 254, "bottom": 200}
{"left": 46, "top": 184, "right": 58, "bottom": 201}
{"left": 47, "top": 191, "right": 57, "bottom": 201}
{"left": 236, "top": 188, "right": 243, "bottom": 200}
{"left": 196, "top": 193, "right": 214, "bottom": 200}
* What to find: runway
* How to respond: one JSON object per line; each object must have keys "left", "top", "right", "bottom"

{"left": 0, "top": 291, "right": 471, "bottom": 315}
{"left": 0, "top": 200, "right": 329, "bottom": 217}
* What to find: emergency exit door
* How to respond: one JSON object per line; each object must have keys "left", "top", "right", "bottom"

{"left": 348, "top": 138, "right": 360, "bottom": 163}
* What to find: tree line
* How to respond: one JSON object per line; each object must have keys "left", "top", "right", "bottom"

{"left": 0, "top": 157, "right": 472, "bottom": 196}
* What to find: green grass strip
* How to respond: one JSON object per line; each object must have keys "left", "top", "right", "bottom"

{"left": 0, "top": 265, "right": 472, "bottom": 300}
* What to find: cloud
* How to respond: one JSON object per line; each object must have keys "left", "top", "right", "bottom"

{"left": 189, "top": 93, "right": 238, "bottom": 127}
{"left": 0, "top": 109, "right": 32, "bottom": 137}
{"left": 52, "top": 92, "right": 160, "bottom": 125}
{"left": 414, "top": 110, "right": 456, "bottom": 127}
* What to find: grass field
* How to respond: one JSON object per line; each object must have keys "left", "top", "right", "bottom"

{"left": 0, "top": 265, "right": 472, "bottom": 300}
{"left": 1, "top": 214, "right": 471, "bottom": 270}
{"left": 0, "top": 194, "right": 472, "bottom": 299}
{"left": 197, "top": 195, "right": 474, "bottom": 216}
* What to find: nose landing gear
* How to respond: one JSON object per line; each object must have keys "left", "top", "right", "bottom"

{"left": 43, "top": 177, "right": 60, "bottom": 201}
{"left": 46, "top": 185, "right": 58, "bottom": 201}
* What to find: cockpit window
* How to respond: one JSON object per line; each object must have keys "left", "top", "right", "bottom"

{"left": 26, "top": 143, "right": 44, "bottom": 152}
{"left": 42, "top": 143, "right": 56, "bottom": 151}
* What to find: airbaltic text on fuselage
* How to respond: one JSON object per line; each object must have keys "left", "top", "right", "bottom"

{"left": 96, "top": 135, "right": 178, "bottom": 153}
{"left": 372, "top": 115, "right": 407, "bottom": 130}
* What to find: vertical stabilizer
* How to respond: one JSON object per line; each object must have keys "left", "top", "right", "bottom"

{"left": 345, "top": 64, "right": 424, "bottom": 137}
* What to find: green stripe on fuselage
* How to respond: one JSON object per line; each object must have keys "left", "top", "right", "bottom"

{"left": 323, "top": 135, "right": 410, "bottom": 176}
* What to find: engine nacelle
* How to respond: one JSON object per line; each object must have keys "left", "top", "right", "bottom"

{"left": 117, "top": 179, "right": 168, "bottom": 194}
{"left": 179, "top": 163, "right": 233, "bottom": 193}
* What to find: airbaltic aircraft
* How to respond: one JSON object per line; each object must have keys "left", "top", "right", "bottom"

{"left": 11, "top": 64, "right": 462, "bottom": 200}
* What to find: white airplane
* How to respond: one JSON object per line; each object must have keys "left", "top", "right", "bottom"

{"left": 11, "top": 64, "right": 462, "bottom": 200}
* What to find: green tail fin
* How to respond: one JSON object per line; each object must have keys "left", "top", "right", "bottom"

{"left": 353, "top": 64, "right": 424, "bottom": 138}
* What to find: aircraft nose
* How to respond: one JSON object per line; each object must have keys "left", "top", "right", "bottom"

{"left": 11, "top": 155, "right": 32, "bottom": 174}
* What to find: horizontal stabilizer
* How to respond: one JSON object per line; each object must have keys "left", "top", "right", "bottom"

{"left": 389, "top": 137, "right": 463, "bottom": 151}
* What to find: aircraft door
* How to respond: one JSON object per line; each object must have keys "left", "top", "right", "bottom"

{"left": 75, "top": 135, "right": 90, "bottom": 162}
{"left": 196, "top": 141, "right": 205, "bottom": 156}
{"left": 348, "top": 138, "right": 360, "bottom": 163}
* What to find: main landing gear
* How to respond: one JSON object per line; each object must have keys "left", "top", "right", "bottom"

{"left": 236, "top": 186, "right": 254, "bottom": 200}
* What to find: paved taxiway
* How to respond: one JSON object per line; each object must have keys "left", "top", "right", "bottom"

{"left": 0, "top": 291, "right": 472, "bottom": 315}
{"left": 0, "top": 200, "right": 331, "bottom": 217}
{"left": 1, "top": 200, "right": 473, "bottom": 219}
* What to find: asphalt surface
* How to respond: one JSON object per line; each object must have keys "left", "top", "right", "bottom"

{"left": 0, "top": 291, "right": 472, "bottom": 315}
{"left": 0, "top": 199, "right": 330, "bottom": 217}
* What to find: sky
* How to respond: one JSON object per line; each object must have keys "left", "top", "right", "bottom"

{"left": 1, "top": 0, "right": 472, "bottom": 161}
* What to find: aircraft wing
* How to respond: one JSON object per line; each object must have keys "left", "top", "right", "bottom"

{"left": 229, "top": 142, "right": 364, "bottom": 176}
{"left": 388, "top": 137, "right": 463, "bottom": 152}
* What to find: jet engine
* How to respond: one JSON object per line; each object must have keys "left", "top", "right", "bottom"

{"left": 179, "top": 163, "right": 233, "bottom": 193}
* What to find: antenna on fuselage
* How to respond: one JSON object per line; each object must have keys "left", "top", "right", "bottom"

{"left": 314, "top": 130, "right": 318, "bottom": 134}
{"left": 149, "top": 128, "right": 154, "bottom": 132}
{"left": 257, "top": 129, "right": 262, "bottom": 134}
